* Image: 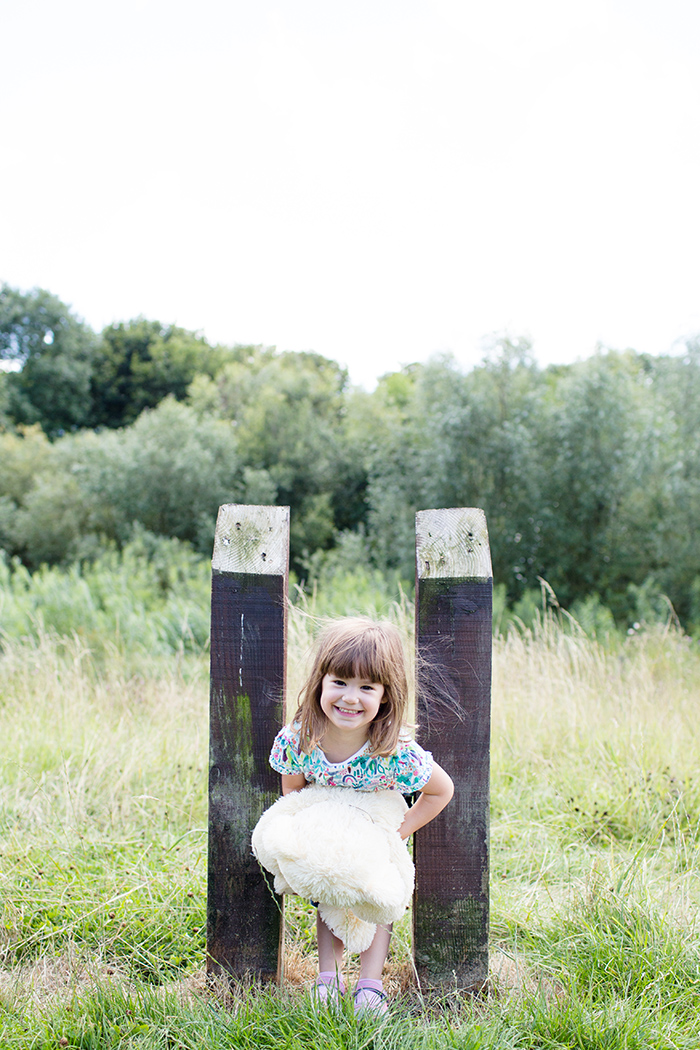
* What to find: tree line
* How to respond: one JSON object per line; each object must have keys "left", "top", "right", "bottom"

{"left": 2, "top": 282, "right": 700, "bottom": 633}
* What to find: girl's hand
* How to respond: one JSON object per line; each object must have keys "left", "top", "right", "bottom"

{"left": 281, "top": 773, "right": 307, "bottom": 795}
{"left": 398, "top": 762, "right": 454, "bottom": 839}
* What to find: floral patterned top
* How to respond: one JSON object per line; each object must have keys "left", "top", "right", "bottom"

{"left": 269, "top": 723, "right": 434, "bottom": 793}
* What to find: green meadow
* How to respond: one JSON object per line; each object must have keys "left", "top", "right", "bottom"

{"left": 1, "top": 567, "right": 699, "bottom": 1048}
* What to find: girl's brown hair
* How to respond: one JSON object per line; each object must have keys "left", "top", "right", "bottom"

{"left": 293, "top": 617, "right": 409, "bottom": 757}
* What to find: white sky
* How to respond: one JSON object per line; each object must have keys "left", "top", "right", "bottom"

{"left": 2, "top": 0, "right": 699, "bottom": 388}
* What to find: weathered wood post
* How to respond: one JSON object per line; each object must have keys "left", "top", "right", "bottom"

{"left": 413, "top": 507, "right": 492, "bottom": 991}
{"left": 207, "top": 504, "right": 289, "bottom": 982}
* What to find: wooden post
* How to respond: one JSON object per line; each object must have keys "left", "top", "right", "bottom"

{"left": 207, "top": 504, "right": 289, "bottom": 982}
{"left": 413, "top": 507, "right": 492, "bottom": 991}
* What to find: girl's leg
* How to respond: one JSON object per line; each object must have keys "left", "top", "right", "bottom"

{"left": 315, "top": 913, "right": 345, "bottom": 1006}
{"left": 316, "top": 911, "right": 344, "bottom": 972}
{"left": 358, "top": 922, "right": 392, "bottom": 980}
{"left": 354, "top": 923, "right": 392, "bottom": 1016}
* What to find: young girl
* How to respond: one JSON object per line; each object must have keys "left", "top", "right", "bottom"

{"left": 269, "top": 616, "right": 454, "bottom": 1016}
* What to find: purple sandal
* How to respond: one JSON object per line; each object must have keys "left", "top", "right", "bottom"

{"left": 314, "top": 971, "right": 346, "bottom": 1007}
{"left": 353, "top": 978, "right": 388, "bottom": 1017}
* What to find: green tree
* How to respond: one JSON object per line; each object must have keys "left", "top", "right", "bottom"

{"left": 640, "top": 341, "right": 700, "bottom": 624}
{"left": 362, "top": 342, "right": 547, "bottom": 589}
{"left": 534, "top": 349, "right": 677, "bottom": 618}
{"left": 425, "top": 339, "right": 546, "bottom": 594}
{"left": 0, "top": 425, "right": 54, "bottom": 557}
{"left": 72, "top": 398, "right": 242, "bottom": 553}
{"left": 360, "top": 341, "right": 700, "bottom": 625}
{"left": 357, "top": 362, "right": 426, "bottom": 576}
{"left": 1, "top": 400, "right": 242, "bottom": 567}
{"left": 90, "top": 318, "right": 228, "bottom": 428}
{"left": 189, "top": 348, "right": 363, "bottom": 569}
{"left": 0, "top": 284, "right": 97, "bottom": 435}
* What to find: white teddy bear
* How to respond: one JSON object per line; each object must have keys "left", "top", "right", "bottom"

{"left": 252, "top": 784, "right": 415, "bottom": 953}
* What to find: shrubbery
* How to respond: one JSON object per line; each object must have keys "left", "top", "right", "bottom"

{"left": 0, "top": 531, "right": 211, "bottom": 655}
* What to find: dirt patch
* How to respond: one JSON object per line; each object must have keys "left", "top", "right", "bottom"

{"left": 0, "top": 948, "right": 564, "bottom": 1014}
{"left": 0, "top": 951, "right": 135, "bottom": 1010}
{"left": 489, "top": 948, "right": 565, "bottom": 1003}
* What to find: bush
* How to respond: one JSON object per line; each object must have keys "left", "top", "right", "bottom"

{"left": 0, "top": 532, "right": 211, "bottom": 655}
{"left": 0, "top": 399, "right": 242, "bottom": 567}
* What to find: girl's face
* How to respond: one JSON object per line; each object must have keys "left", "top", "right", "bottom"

{"left": 319, "top": 673, "right": 385, "bottom": 735}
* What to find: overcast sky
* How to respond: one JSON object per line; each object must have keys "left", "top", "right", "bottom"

{"left": 2, "top": 0, "right": 699, "bottom": 387}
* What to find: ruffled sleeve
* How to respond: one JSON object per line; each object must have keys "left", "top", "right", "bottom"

{"left": 392, "top": 739, "right": 434, "bottom": 792}
{"left": 269, "top": 724, "right": 303, "bottom": 775}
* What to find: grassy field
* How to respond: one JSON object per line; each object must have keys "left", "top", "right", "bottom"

{"left": 1, "top": 599, "right": 699, "bottom": 1048}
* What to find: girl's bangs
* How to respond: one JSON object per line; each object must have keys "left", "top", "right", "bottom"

{"left": 321, "top": 634, "right": 392, "bottom": 685}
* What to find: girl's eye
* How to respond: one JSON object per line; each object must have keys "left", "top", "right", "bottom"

{"left": 332, "top": 679, "right": 346, "bottom": 686}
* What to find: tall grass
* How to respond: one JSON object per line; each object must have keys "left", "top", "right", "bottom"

{"left": 1, "top": 590, "right": 700, "bottom": 1047}
{"left": 491, "top": 615, "right": 700, "bottom": 909}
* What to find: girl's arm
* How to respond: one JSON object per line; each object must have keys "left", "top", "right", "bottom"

{"left": 281, "top": 773, "right": 307, "bottom": 795}
{"left": 398, "top": 762, "right": 454, "bottom": 840}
